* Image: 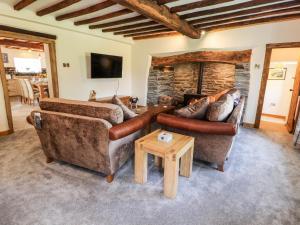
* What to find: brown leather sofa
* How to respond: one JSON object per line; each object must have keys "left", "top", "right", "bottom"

{"left": 28, "top": 98, "right": 151, "bottom": 183}
{"left": 157, "top": 89, "right": 245, "bottom": 172}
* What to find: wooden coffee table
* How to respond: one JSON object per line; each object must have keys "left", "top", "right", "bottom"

{"left": 135, "top": 129, "right": 194, "bottom": 198}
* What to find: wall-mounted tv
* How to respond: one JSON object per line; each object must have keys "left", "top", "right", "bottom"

{"left": 91, "top": 53, "right": 123, "bottom": 78}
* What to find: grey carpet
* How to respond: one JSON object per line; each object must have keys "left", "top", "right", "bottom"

{"left": 1, "top": 127, "right": 300, "bottom": 225}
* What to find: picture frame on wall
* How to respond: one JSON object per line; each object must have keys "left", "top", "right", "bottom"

{"left": 268, "top": 67, "right": 287, "bottom": 80}
{"left": 2, "top": 53, "right": 8, "bottom": 63}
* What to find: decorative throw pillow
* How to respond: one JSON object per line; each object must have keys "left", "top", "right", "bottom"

{"left": 112, "top": 95, "right": 138, "bottom": 120}
{"left": 175, "top": 97, "right": 209, "bottom": 119}
{"left": 225, "top": 88, "right": 241, "bottom": 106}
{"left": 206, "top": 94, "right": 234, "bottom": 122}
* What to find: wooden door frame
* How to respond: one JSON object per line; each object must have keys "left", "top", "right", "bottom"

{"left": 0, "top": 27, "right": 59, "bottom": 135}
{"left": 254, "top": 42, "right": 300, "bottom": 129}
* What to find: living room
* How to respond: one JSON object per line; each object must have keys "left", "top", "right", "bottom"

{"left": 1, "top": 0, "right": 300, "bottom": 225}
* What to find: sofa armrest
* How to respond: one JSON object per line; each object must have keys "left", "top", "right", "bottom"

{"left": 26, "top": 115, "right": 34, "bottom": 125}
{"left": 157, "top": 113, "right": 237, "bottom": 135}
{"left": 109, "top": 112, "right": 152, "bottom": 140}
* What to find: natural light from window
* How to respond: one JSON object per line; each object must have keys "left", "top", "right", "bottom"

{"left": 14, "top": 57, "right": 42, "bottom": 73}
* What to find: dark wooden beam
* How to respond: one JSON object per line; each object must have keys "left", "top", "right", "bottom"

{"left": 0, "top": 39, "right": 44, "bottom": 50}
{"left": 203, "top": 13, "right": 300, "bottom": 32}
{"left": 152, "top": 50, "right": 252, "bottom": 66}
{"left": 112, "top": 0, "right": 201, "bottom": 38}
{"left": 156, "top": 0, "right": 178, "bottom": 5}
{"left": 56, "top": 0, "right": 116, "bottom": 21}
{"left": 190, "top": 1, "right": 300, "bottom": 25}
{"left": 0, "top": 25, "right": 57, "bottom": 40}
{"left": 133, "top": 31, "right": 179, "bottom": 40}
{"left": 114, "top": 25, "right": 165, "bottom": 35}
{"left": 89, "top": 15, "right": 146, "bottom": 29}
{"left": 14, "top": 0, "right": 36, "bottom": 10}
{"left": 37, "top": 0, "right": 81, "bottom": 16}
{"left": 124, "top": 28, "right": 172, "bottom": 37}
{"left": 195, "top": 6, "right": 300, "bottom": 29}
{"left": 181, "top": 0, "right": 284, "bottom": 19}
{"left": 75, "top": 9, "right": 132, "bottom": 26}
{"left": 170, "top": 0, "right": 233, "bottom": 13}
{"left": 102, "top": 21, "right": 157, "bottom": 32}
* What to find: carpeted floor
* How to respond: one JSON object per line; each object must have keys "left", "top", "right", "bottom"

{"left": 1, "top": 127, "right": 300, "bottom": 225}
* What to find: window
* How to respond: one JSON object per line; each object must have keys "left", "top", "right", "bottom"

{"left": 14, "top": 57, "right": 42, "bottom": 73}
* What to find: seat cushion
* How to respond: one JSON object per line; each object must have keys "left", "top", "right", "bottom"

{"left": 175, "top": 97, "right": 210, "bottom": 119}
{"left": 206, "top": 94, "right": 234, "bottom": 122}
{"left": 112, "top": 95, "right": 137, "bottom": 120}
{"left": 39, "top": 98, "right": 123, "bottom": 125}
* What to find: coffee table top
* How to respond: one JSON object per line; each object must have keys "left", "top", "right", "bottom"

{"left": 136, "top": 129, "right": 194, "bottom": 158}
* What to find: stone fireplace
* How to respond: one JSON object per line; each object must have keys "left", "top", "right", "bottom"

{"left": 147, "top": 50, "right": 251, "bottom": 109}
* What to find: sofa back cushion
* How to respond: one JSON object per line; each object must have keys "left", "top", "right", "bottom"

{"left": 175, "top": 97, "right": 210, "bottom": 119}
{"left": 40, "top": 98, "right": 123, "bottom": 125}
{"left": 206, "top": 94, "right": 234, "bottom": 122}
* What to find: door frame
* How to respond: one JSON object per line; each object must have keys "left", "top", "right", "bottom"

{"left": 0, "top": 27, "right": 59, "bottom": 135}
{"left": 254, "top": 42, "right": 300, "bottom": 130}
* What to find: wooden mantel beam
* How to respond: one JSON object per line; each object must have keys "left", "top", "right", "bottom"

{"left": 152, "top": 50, "right": 252, "bottom": 66}
{"left": 112, "top": 0, "right": 201, "bottom": 39}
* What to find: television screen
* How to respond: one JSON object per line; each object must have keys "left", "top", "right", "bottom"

{"left": 91, "top": 53, "right": 123, "bottom": 78}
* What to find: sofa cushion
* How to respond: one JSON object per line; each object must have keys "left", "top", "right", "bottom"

{"left": 175, "top": 97, "right": 209, "bottom": 119}
{"left": 222, "top": 88, "right": 241, "bottom": 106}
{"left": 206, "top": 94, "right": 234, "bottom": 122}
{"left": 40, "top": 98, "right": 123, "bottom": 125}
{"left": 112, "top": 95, "right": 137, "bottom": 120}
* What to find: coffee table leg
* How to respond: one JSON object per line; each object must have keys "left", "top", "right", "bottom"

{"left": 164, "top": 155, "right": 179, "bottom": 198}
{"left": 154, "top": 156, "right": 162, "bottom": 168}
{"left": 180, "top": 145, "right": 194, "bottom": 178}
{"left": 135, "top": 144, "right": 148, "bottom": 184}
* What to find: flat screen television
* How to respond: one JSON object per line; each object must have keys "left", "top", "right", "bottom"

{"left": 91, "top": 53, "right": 123, "bottom": 78}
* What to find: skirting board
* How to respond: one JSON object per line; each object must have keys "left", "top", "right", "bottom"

{"left": 0, "top": 130, "right": 13, "bottom": 136}
{"left": 261, "top": 113, "right": 286, "bottom": 120}
{"left": 243, "top": 123, "right": 255, "bottom": 128}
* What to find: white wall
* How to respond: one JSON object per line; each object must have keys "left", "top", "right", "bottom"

{"left": 0, "top": 5, "right": 133, "bottom": 132}
{"left": 1, "top": 47, "right": 46, "bottom": 68}
{"left": 131, "top": 19, "right": 300, "bottom": 124}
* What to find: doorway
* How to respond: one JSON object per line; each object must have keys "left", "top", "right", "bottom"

{"left": 0, "top": 27, "right": 59, "bottom": 135}
{"left": 255, "top": 43, "right": 300, "bottom": 133}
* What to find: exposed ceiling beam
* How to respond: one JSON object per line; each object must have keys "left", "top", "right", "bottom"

{"left": 112, "top": 0, "right": 201, "bottom": 38}
{"left": 156, "top": 0, "right": 178, "bottom": 5}
{"left": 181, "top": 0, "right": 285, "bottom": 19}
{"left": 89, "top": 15, "right": 146, "bottom": 29}
{"left": 203, "top": 12, "right": 300, "bottom": 32}
{"left": 195, "top": 7, "right": 300, "bottom": 29}
{"left": 133, "top": 31, "right": 179, "bottom": 40}
{"left": 0, "top": 39, "right": 44, "bottom": 50}
{"left": 124, "top": 28, "right": 172, "bottom": 37}
{"left": 14, "top": 0, "right": 37, "bottom": 10}
{"left": 56, "top": 0, "right": 116, "bottom": 21}
{"left": 191, "top": 1, "right": 300, "bottom": 25}
{"left": 37, "top": 0, "right": 81, "bottom": 16}
{"left": 114, "top": 25, "right": 165, "bottom": 35}
{"left": 102, "top": 21, "right": 157, "bottom": 32}
{"left": 75, "top": 9, "right": 132, "bottom": 26}
{"left": 170, "top": 0, "right": 233, "bottom": 13}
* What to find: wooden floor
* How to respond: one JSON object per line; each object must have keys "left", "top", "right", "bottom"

{"left": 260, "top": 120, "right": 288, "bottom": 133}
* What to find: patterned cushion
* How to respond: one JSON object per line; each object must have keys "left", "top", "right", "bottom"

{"left": 112, "top": 95, "right": 137, "bottom": 120}
{"left": 39, "top": 98, "right": 124, "bottom": 125}
{"left": 175, "top": 97, "right": 210, "bottom": 119}
{"left": 206, "top": 94, "right": 234, "bottom": 122}
{"left": 223, "top": 88, "right": 241, "bottom": 106}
